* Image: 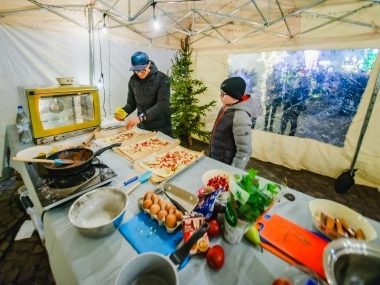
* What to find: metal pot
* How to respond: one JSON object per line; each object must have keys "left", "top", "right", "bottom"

{"left": 43, "top": 143, "right": 120, "bottom": 175}
{"left": 116, "top": 223, "right": 210, "bottom": 285}
{"left": 323, "top": 238, "right": 380, "bottom": 285}
{"left": 68, "top": 186, "right": 128, "bottom": 238}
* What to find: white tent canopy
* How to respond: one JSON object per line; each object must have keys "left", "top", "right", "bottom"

{"left": 1, "top": 0, "right": 380, "bottom": 189}
{"left": 2, "top": 1, "right": 379, "bottom": 49}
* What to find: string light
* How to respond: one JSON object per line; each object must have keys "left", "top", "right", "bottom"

{"left": 154, "top": 17, "right": 160, "bottom": 30}
{"left": 152, "top": 2, "right": 160, "bottom": 30}
{"left": 102, "top": 12, "right": 108, "bottom": 34}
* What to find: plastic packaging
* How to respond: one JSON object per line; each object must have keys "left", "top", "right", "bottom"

{"left": 114, "top": 107, "right": 128, "bottom": 121}
{"left": 16, "top": 105, "right": 32, "bottom": 144}
{"left": 194, "top": 188, "right": 222, "bottom": 219}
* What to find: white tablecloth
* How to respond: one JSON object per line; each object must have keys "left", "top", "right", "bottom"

{"left": 43, "top": 157, "right": 380, "bottom": 285}
{"left": 4, "top": 125, "right": 380, "bottom": 285}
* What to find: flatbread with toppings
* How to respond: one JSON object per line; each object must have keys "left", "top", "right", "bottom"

{"left": 100, "top": 130, "right": 145, "bottom": 144}
{"left": 139, "top": 146, "right": 203, "bottom": 177}
{"left": 118, "top": 137, "right": 171, "bottom": 157}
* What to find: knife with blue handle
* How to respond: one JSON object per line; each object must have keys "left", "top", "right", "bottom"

{"left": 115, "top": 176, "right": 138, "bottom": 188}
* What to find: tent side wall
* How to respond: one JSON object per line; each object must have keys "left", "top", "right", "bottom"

{"left": 192, "top": 43, "right": 380, "bottom": 189}
{"left": 0, "top": 19, "right": 175, "bottom": 176}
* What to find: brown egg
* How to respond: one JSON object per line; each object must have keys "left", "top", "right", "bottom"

{"left": 143, "top": 199, "right": 153, "bottom": 209}
{"left": 157, "top": 209, "right": 168, "bottom": 222}
{"left": 158, "top": 200, "right": 167, "bottom": 208}
{"left": 144, "top": 191, "right": 155, "bottom": 200}
{"left": 153, "top": 195, "right": 161, "bottom": 204}
{"left": 150, "top": 204, "right": 160, "bottom": 215}
{"left": 165, "top": 204, "right": 177, "bottom": 214}
{"left": 165, "top": 213, "right": 177, "bottom": 228}
{"left": 175, "top": 210, "right": 183, "bottom": 221}
{"left": 152, "top": 194, "right": 161, "bottom": 203}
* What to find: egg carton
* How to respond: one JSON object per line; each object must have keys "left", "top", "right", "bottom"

{"left": 137, "top": 197, "right": 181, "bottom": 233}
{"left": 136, "top": 183, "right": 199, "bottom": 233}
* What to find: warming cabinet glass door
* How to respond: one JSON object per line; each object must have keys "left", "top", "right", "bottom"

{"left": 39, "top": 94, "right": 95, "bottom": 130}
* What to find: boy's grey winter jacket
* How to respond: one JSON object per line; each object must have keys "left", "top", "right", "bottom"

{"left": 210, "top": 95, "right": 253, "bottom": 169}
{"left": 122, "top": 62, "right": 173, "bottom": 137}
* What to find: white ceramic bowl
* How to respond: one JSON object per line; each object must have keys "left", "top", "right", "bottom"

{"left": 16, "top": 145, "right": 53, "bottom": 159}
{"left": 308, "top": 199, "right": 377, "bottom": 241}
{"left": 56, "top": 77, "right": 74, "bottom": 85}
{"left": 202, "top": 169, "right": 231, "bottom": 199}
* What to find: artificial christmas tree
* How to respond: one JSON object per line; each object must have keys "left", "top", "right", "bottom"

{"left": 170, "top": 37, "right": 216, "bottom": 145}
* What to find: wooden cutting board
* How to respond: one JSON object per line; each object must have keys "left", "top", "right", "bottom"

{"left": 258, "top": 214, "right": 328, "bottom": 278}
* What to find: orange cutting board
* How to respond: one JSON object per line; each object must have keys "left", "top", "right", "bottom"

{"left": 258, "top": 214, "right": 328, "bottom": 278}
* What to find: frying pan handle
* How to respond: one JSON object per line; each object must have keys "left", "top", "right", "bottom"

{"left": 93, "top": 143, "right": 121, "bottom": 156}
{"left": 169, "top": 222, "right": 210, "bottom": 266}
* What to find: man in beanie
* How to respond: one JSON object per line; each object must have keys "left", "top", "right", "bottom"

{"left": 115, "top": 51, "right": 173, "bottom": 137}
{"left": 209, "top": 77, "right": 253, "bottom": 169}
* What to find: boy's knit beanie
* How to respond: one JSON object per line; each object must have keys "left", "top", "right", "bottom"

{"left": 220, "top": 77, "right": 246, "bottom": 100}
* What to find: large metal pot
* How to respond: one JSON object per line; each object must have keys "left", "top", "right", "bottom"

{"left": 323, "top": 238, "right": 380, "bottom": 285}
{"left": 43, "top": 143, "right": 120, "bottom": 175}
{"left": 68, "top": 187, "right": 128, "bottom": 238}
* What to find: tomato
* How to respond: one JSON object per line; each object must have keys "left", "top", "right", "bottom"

{"left": 206, "top": 245, "right": 224, "bottom": 270}
{"left": 207, "top": 219, "right": 221, "bottom": 237}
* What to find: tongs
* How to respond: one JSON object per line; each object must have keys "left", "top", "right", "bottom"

{"left": 155, "top": 188, "right": 188, "bottom": 214}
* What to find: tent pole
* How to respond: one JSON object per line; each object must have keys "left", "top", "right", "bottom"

{"left": 349, "top": 61, "right": 380, "bottom": 175}
{"left": 88, "top": 6, "right": 95, "bottom": 86}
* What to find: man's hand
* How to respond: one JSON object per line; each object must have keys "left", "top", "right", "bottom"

{"left": 125, "top": 117, "right": 140, "bottom": 130}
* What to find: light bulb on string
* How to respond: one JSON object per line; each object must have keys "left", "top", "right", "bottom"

{"left": 102, "top": 12, "right": 108, "bottom": 34}
{"left": 102, "top": 23, "right": 107, "bottom": 34}
{"left": 153, "top": 17, "right": 160, "bottom": 30}
{"left": 152, "top": 2, "right": 159, "bottom": 30}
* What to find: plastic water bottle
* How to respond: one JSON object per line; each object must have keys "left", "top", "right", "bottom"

{"left": 16, "top": 105, "right": 32, "bottom": 144}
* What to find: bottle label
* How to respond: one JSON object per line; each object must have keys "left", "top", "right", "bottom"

{"left": 225, "top": 198, "right": 237, "bottom": 227}
{"left": 16, "top": 124, "right": 24, "bottom": 133}
{"left": 16, "top": 123, "right": 30, "bottom": 133}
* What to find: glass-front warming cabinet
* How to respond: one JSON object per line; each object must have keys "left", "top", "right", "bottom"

{"left": 18, "top": 85, "right": 101, "bottom": 144}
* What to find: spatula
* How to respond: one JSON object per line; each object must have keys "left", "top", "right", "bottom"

{"left": 12, "top": 157, "right": 74, "bottom": 165}
{"left": 125, "top": 171, "right": 152, "bottom": 195}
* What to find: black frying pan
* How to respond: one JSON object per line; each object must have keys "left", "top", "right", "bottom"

{"left": 43, "top": 143, "right": 121, "bottom": 175}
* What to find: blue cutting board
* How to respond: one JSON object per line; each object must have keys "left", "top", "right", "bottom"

{"left": 119, "top": 211, "right": 183, "bottom": 256}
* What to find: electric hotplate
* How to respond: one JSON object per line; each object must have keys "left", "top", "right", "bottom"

{"left": 25, "top": 157, "right": 117, "bottom": 212}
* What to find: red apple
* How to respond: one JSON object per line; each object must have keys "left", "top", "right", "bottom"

{"left": 207, "top": 219, "right": 221, "bottom": 237}
{"left": 206, "top": 245, "right": 224, "bottom": 270}
{"left": 272, "top": 277, "right": 293, "bottom": 285}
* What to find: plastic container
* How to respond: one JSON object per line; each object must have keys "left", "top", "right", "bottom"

{"left": 16, "top": 105, "right": 32, "bottom": 144}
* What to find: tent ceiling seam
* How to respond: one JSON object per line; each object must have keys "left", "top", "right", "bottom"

{"left": 28, "top": 0, "right": 89, "bottom": 30}
{"left": 302, "top": 11, "right": 380, "bottom": 30}
{"left": 294, "top": 2, "right": 377, "bottom": 38}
